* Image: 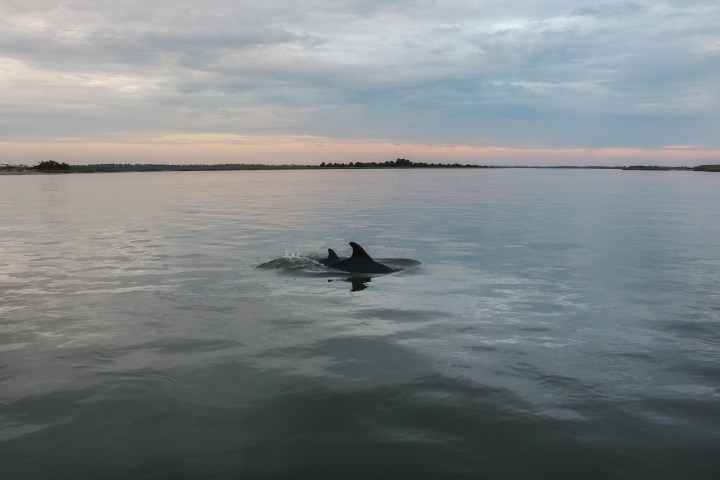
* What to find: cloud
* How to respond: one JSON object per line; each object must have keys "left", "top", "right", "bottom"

{"left": 573, "top": 1, "right": 649, "bottom": 18}
{"left": 1, "top": 0, "right": 719, "bottom": 160}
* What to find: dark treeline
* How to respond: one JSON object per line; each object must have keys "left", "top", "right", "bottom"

{"left": 2, "top": 159, "right": 490, "bottom": 173}
{"left": 1, "top": 162, "right": 310, "bottom": 173}
{"left": 623, "top": 165, "right": 720, "bottom": 171}
{"left": 69, "top": 163, "right": 309, "bottom": 172}
{"left": 319, "top": 158, "right": 490, "bottom": 168}
{"left": 75, "top": 158, "right": 490, "bottom": 171}
{"left": 3, "top": 160, "right": 719, "bottom": 173}
{"left": 33, "top": 160, "right": 72, "bottom": 172}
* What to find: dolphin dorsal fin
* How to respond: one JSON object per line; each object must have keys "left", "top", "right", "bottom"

{"left": 327, "top": 248, "right": 339, "bottom": 260}
{"left": 349, "top": 242, "right": 373, "bottom": 260}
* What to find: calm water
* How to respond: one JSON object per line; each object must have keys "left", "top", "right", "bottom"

{"left": 1, "top": 169, "right": 719, "bottom": 479}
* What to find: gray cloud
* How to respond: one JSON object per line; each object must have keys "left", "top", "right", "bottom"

{"left": 1, "top": 0, "right": 718, "bottom": 149}
{"left": 573, "top": 2, "right": 650, "bottom": 17}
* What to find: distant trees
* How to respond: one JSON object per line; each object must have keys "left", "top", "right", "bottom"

{"left": 33, "top": 160, "right": 71, "bottom": 172}
{"left": 0, "top": 163, "right": 24, "bottom": 172}
{"left": 318, "top": 158, "right": 486, "bottom": 169}
{"left": 15, "top": 158, "right": 485, "bottom": 172}
{"left": 69, "top": 163, "right": 308, "bottom": 172}
{"left": 694, "top": 164, "right": 720, "bottom": 172}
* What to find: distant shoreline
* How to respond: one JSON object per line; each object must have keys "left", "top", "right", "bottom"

{"left": 2, "top": 160, "right": 719, "bottom": 174}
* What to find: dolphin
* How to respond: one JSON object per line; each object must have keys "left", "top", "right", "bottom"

{"left": 318, "top": 248, "right": 340, "bottom": 266}
{"left": 328, "top": 242, "right": 395, "bottom": 274}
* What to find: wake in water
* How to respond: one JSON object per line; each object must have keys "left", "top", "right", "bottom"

{"left": 256, "top": 251, "right": 324, "bottom": 271}
{"left": 257, "top": 251, "right": 421, "bottom": 273}
{"left": 257, "top": 245, "right": 421, "bottom": 291}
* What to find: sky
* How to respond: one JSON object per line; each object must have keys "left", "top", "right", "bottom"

{"left": 1, "top": 0, "right": 719, "bottom": 166}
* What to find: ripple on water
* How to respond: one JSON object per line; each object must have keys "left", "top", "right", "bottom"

{"left": 3, "top": 170, "right": 720, "bottom": 479}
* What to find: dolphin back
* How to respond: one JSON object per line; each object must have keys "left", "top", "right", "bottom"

{"left": 328, "top": 242, "right": 395, "bottom": 274}
{"left": 319, "top": 248, "right": 341, "bottom": 266}
{"left": 349, "top": 242, "right": 374, "bottom": 261}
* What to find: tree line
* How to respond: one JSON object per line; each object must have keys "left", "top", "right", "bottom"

{"left": 3, "top": 160, "right": 718, "bottom": 173}
{"left": 319, "top": 158, "right": 490, "bottom": 168}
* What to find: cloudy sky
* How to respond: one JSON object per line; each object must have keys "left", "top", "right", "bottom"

{"left": 2, "top": 0, "right": 719, "bottom": 165}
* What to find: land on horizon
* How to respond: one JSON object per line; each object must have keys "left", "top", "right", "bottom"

{"left": 2, "top": 159, "right": 719, "bottom": 174}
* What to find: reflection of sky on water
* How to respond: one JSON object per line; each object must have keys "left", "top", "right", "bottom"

{"left": 1, "top": 169, "right": 719, "bottom": 446}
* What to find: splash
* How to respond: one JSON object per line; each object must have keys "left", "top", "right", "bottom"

{"left": 256, "top": 251, "right": 321, "bottom": 270}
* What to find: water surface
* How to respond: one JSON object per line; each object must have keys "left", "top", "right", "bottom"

{"left": 1, "top": 169, "right": 719, "bottom": 479}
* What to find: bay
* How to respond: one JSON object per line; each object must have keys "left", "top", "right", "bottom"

{"left": 1, "top": 169, "right": 719, "bottom": 479}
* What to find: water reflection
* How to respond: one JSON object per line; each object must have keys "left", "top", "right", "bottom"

{"left": 327, "top": 276, "right": 371, "bottom": 291}
{"left": 348, "top": 277, "right": 371, "bottom": 292}
{"left": 3, "top": 170, "right": 720, "bottom": 480}
{"left": 346, "top": 276, "right": 371, "bottom": 292}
